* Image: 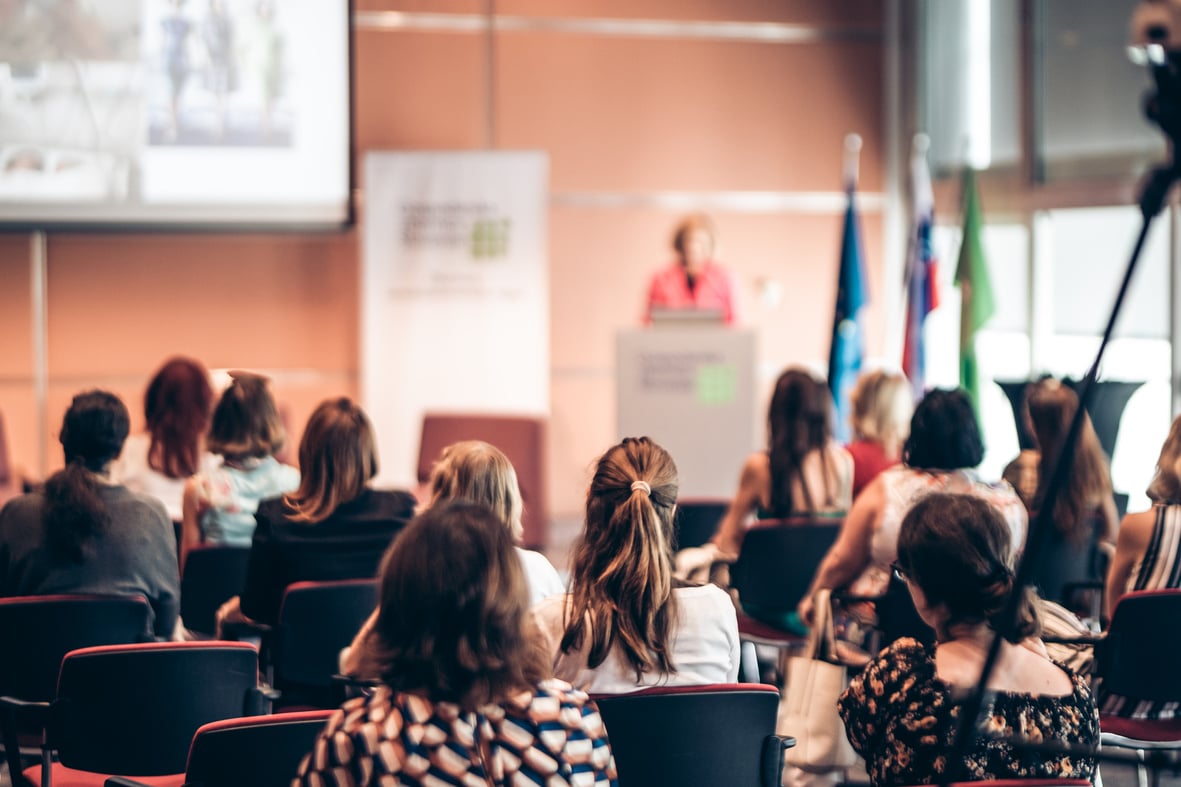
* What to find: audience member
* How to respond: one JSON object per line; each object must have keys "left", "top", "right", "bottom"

{"left": 214, "top": 397, "right": 415, "bottom": 632}
{"left": 1002, "top": 378, "right": 1117, "bottom": 545}
{"left": 295, "top": 501, "right": 616, "bottom": 786}
{"left": 839, "top": 493, "right": 1098, "bottom": 787}
{"left": 676, "top": 367, "right": 852, "bottom": 581}
{"left": 0, "top": 391, "right": 179, "bottom": 639}
{"left": 180, "top": 372, "right": 298, "bottom": 569}
{"left": 111, "top": 356, "right": 213, "bottom": 521}
{"left": 342, "top": 439, "right": 564, "bottom": 676}
{"left": 846, "top": 369, "right": 912, "bottom": 498}
{"left": 644, "top": 213, "right": 738, "bottom": 324}
{"left": 533, "top": 436, "right": 740, "bottom": 693}
{"left": 799, "top": 388, "right": 1027, "bottom": 625}
{"left": 1106, "top": 412, "right": 1181, "bottom": 623}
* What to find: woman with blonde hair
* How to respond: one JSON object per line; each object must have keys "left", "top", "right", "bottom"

{"left": 533, "top": 436, "right": 739, "bottom": 693}
{"left": 296, "top": 501, "right": 616, "bottom": 786}
{"left": 180, "top": 373, "right": 298, "bottom": 568}
{"left": 215, "top": 397, "right": 415, "bottom": 631}
{"left": 846, "top": 369, "right": 913, "bottom": 498}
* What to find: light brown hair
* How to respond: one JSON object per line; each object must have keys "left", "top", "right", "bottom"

{"left": 205, "top": 373, "right": 285, "bottom": 461}
{"left": 427, "top": 440, "right": 524, "bottom": 542}
{"left": 366, "top": 501, "right": 547, "bottom": 708}
{"left": 671, "top": 213, "right": 717, "bottom": 260}
{"left": 850, "top": 369, "right": 912, "bottom": 459}
{"left": 562, "top": 436, "right": 680, "bottom": 680}
{"left": 282, "top": 397, "right": 378, "bottom": 523}
{"left": 1148, "top": 412, "right": 1181, "bottom": 503}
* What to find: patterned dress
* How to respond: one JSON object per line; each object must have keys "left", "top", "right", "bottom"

{"left": 838, "top": 638, "right": 1098, "bottom": 787}
{"left": 293, "top": 680, "right": 616, "bottom": 786}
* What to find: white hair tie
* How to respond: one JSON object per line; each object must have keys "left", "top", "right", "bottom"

{"left": 631, "top": 480, "right": 651, "bottom": 495}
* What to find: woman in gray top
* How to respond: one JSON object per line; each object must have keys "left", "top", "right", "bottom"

{"left": 0, "top": 391, "right": 180, "bottom": 639}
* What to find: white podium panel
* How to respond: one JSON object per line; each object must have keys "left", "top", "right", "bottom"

{"left": 616, "top": 328, "right": 757, "bottom": 498}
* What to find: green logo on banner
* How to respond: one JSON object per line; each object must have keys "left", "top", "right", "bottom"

{"left": 471, "top": 218, "right": 511, "bottom": 258}
{"left": 697, "top": 364, "right": 736, "bottom": 405}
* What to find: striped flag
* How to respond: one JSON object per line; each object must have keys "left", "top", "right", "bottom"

{"left": 955, "top": 167, "right": 996, "bottom": 416}
{"left": 828, "top": 182, "right": 869, "bottom": 443}
{"left": 901, "top": 139, "right": 940, "bottom": 401}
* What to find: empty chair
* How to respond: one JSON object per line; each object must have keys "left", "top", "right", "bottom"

{"left": 672, "top": 498, "right": 728, "bottom": 550}
{"left": 179, "top": 545, "right": 251, "bottom": 637}
{"left": 3, "top": 641, "right": 264, "bottom": 787}
{"left": 728, "top": 518, "right": 842, "bottom": 680}
{"left": 107, "top": 710, "right": 333, "bottom": 787}
{"left": 418, "top": 413, "right": 548, "bottom": 547}
{"left": 0, "top": 595, "right": 152, "bottom": 780}
{"left": 592, "top": 683, "right": 789, "bottom": 787}
{"left": 1094, "top": 589, "right": 1181, "bottom": 787}
{"left": 267, "top": 579, "right": 379, "bottom": 708}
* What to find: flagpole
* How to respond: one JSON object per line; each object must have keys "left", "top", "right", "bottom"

{"left": 843, "top": 133, "right": 862, "bottom": 189}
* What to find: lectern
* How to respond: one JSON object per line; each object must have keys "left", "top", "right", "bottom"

{"left": 616, "top": 327, "right": 757, "bottom": 498}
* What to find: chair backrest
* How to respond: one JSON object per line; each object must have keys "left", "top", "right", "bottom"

{"left": 592, "top": 683, "right": 781, "bottom": 787}
{"left": 274, "top": 579, "right": 379, "bottom": 691}
{"left": 49, "top": 641, "right": 261, "bottom": 777}
{"left": 180, "top": 545, "right": 252, "bottom": 636}
{"left": 897, "top": 781, "right": 1092, "bottom": 787}
{"left": 183, "top": 710, "right": 333, "bottom": 787}
{"left": 417, "top": 413, "right": 548, "bottom": 548}
{"left": 0, "top": 594, "right": 152, "bottom": 703}
{"left": 1098, "top": 589, "right": 1181, "bottom": 701}
{"left": 730, "top": 518, "right": 842, "bottom": 616}
{"left": 673, "top": 498, "right": 728, "bottom": 550}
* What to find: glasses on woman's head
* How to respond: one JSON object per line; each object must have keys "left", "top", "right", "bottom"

{"left": 890, "top": 561, "right": 909, "bottom": 582}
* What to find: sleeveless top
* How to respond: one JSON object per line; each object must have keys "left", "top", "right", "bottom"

{"left": 850, "top": 467, "right": 1028, "bottom": 597}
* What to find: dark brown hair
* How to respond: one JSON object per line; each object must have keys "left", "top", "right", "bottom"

{"left": 767, "top": 368, "right": 836, "bottom": 515}
{"left": 282, "top": 397, "right": 377, "bottom": 523}
{"left": 562, "top": 436, "right": 680, "bottom": 680}
{"left": 205, "top": 373, "right": 285, "bottom": 461}
{"left": 897, "top": 493, "right": 1039, "bottom": 643}
{"left": 365, "top": 500, "right": 547, "bottom": 708}
{"left": 1025, "top": 379, "right": 1112, "bottom": 545}
{"left": 45, "top": 391, "right": 130, "bottom": 563}
{"left": 144, "top": 356, "right": 213, "bottom": 479}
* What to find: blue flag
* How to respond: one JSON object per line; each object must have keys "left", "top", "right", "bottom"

{"left": 828, "top": 184, "right": 869, "bottom": 443}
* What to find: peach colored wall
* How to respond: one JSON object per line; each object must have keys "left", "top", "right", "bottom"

{"left": 0, "top": 2, "right": 886, "bottom": 524}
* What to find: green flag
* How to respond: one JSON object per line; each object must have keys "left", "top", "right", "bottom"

{"left": 954, "top": 167, "right": 995, "bottom": 415}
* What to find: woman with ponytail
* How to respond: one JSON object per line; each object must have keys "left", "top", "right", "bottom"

{"left": 532, "top": 436, "right": 739, "bottom": 693}
{"left": 838, "top": 493, "right": 1098, "bottom": 787}
{"left": 0, "top": 391, "right": 179, "bottom": 639}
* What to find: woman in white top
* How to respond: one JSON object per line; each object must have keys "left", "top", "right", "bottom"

{"left": 532, "top": 436, "right": 740, "bottom": 694}
{"left": 111, "top": 357, "right": 213, "bottom": 521}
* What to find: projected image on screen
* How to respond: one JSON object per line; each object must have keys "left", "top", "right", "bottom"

{"left": 0, "top": 0, "right": 350, "bottom": 229}
{"left": 147, "top": 0, "right": 292, "bottom": 148}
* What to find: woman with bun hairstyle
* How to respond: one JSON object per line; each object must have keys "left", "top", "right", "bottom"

{"left": 533, "top": 436, "right": 739, "bottom": 693}
{"left": 180, "top": 373, "right": 298, "bottom": 569}
{"left": 111, "top": 356, "right": 213, "bottom": 521}
{"left": 296, "top": 500, "right": 616, "bottom": 786}
{"left": 838, "top": 493, "right": 1098, "bottom": 787}
{"left": 0, "top": 391, "right": 180, "bottom": 639}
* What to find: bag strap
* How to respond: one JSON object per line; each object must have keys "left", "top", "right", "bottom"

{"left": 807, "top": 588, "right": 840, "bottom": 663}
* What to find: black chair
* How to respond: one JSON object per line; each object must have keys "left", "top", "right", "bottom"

{"left": 0, "top": 595, "right": 152, "bottom": 782}
{"left": 3, "top": 641, "right": 266, "bottom": 787}
{"left": 592, "top": 683, "right": 791, "bottom": 787}
{"left": 1092, "top": 590, "right": 1181, "bottom": 787}
{"left": 106, "top": 710, "right": 334, "bottom": 787}
{"left": 729, "top": 518, "right": 842, "bottom": 681}
{"left": 179, "top": 545, "right": 251, "bottom": 638}
{"left": 673, "top": 498, "right": 728, "bottom": 550}
{"left": 266, "top": 579, "right": 379, "bottom": 709}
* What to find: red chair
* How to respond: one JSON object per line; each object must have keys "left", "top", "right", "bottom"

{"left": 106, "top": 710, "right": 333, "bottom": 787}
{"left": 418, "top": 413, "right": 548, "bottom": 548}
{"left": 0, "top": 595, "right": 153, "bottom": 781}
{"left": 591, "top": 683, "right": 790, "bottom": 787}
{"left": 1093, "top": 589, "right": 1181, "bottom": 787}
{"left": 3, "top": 641, "right": 265, "bottom": 787}
{"left": 728, "top": 518, "right": 842, "bottom": 682}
